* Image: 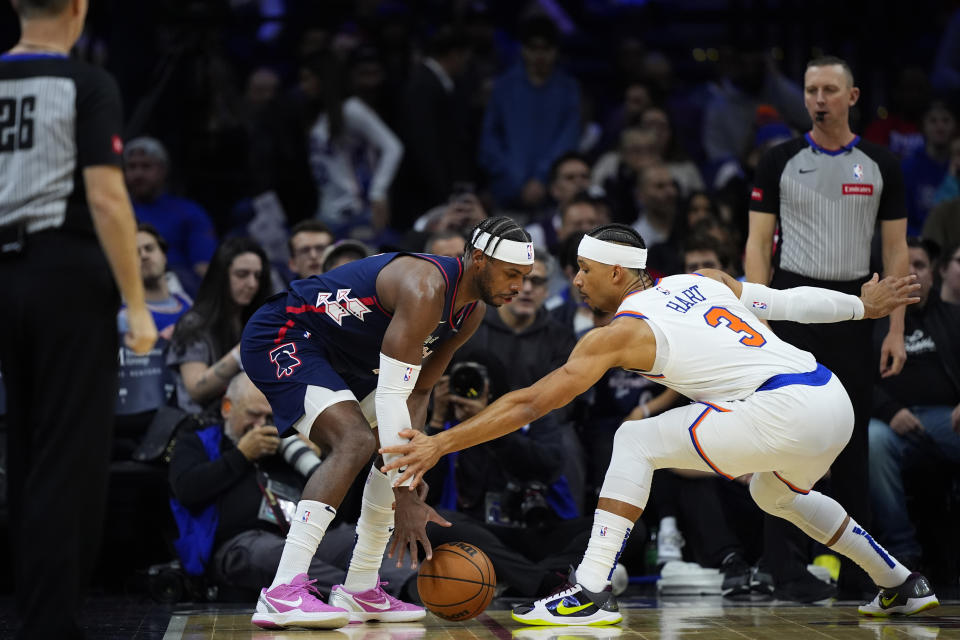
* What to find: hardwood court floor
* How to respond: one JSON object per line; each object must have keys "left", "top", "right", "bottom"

{"left": 160, "top": 596, "right": 960, "bottom": 640}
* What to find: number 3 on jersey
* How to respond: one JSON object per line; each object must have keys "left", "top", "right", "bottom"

{"left": 703, "top": 306, "right": 766, "bottom": 347}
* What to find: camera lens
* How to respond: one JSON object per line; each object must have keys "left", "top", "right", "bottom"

{"left": 449, "top": 362, "right": 488, "bottom": 398}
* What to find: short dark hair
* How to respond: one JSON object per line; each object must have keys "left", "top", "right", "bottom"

{"left": 560, "top": 191, "right": 598, "bottom": 221}
{"left": 806, "top": 55, "right": 855, "bottom": 87}
{"left": 683, "top": 233, "right": 727, "bottom": 269}
{"left": 908, "top": 236, "right": 940, "bottom": 264}
{"left": 137, "top": 222, "right": 168, "bottom": 255}
{"left": 586, "top": 223, "right": 648, "bottom": 276}
{"left": 548, "top": 151, "right": 590, "bottom": 185}
{"left": 424, "top": 229, "right": 466, "bottom": 254}
{"left": 288, "top": 219, "right": 333, "bottom": 254}
{"left": 519, "top": 15, "right": 559, "bottom": 48}
{"left": 12, "top": 0, "right": 70, "bottom": 18}
{"left": 466, "top": 216, "right": 531, "bottom": 260}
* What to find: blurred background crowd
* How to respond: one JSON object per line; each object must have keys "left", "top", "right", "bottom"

{"left": 1, "top": 0, "right": 960, "bottom": 606}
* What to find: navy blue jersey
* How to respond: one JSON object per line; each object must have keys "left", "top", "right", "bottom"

{"left": 242, "top": 253, "right": 479, "bottom": 432}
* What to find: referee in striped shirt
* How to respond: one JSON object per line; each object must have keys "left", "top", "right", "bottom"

{"left": 745, "top": 56, "right": 909, "bottom": 600}
{"left": 0, "top": 1, "right": 156, "bottom": 637}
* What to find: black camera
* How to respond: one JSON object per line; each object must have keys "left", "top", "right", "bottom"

{"left": 503, "top": 480, "right": 552, "bottom": 528}
{"left": 449, "top": 361, "right": 488, "bottom": 399}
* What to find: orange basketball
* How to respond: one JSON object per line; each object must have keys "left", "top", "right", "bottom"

{"left": 417, "top": 541, "right": 496, "bottom": 621}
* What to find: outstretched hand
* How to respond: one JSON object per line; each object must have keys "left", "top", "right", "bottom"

{"left": 380, "top": 429, "right": 443, "bottom": 489}
{"left": 389, "top": 483, "right": 451, "bottom": 569}
{"left": 859, "top": 273, "right": 920, "bottom": 320}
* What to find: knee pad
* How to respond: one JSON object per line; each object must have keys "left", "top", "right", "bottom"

{"left": 749, "top": 472, "right": 846, "bottom": 544}
{"left": 749, "top": 472, "right": 793, "bottom": 514}
{"left": 598, "top": 420, "right": 654, "bottom": 509}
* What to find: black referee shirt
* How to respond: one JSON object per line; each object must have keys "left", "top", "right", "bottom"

{"left": 751, "top": 133, "right": 905, "bottom": 281}
{"left": 0, "top": 52, "right": 123, "bottom": 238}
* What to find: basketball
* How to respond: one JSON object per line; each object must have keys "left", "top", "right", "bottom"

{"left": 417, "top": 541, "right": 496, "bottom": 621}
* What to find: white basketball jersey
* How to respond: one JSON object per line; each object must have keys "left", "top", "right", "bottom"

{"left": 615, "top": 274, "right": 816, "bottom": 403}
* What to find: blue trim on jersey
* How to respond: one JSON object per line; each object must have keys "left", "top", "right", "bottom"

{"left": 756, "top": 362, "right": 832, "bottom": 392}
{"left": 1, "top": 52, "right": 69, "bottom": 60}
{"left": 805, "top": 132, "right": 860, "bottom": 156}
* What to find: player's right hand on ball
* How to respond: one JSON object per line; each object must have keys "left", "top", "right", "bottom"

{"left": 124, "top": 303, "right": 158, "bottom": 355}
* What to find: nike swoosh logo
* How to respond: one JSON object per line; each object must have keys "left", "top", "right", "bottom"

{"left": 881, "top": 594, "right": 898, "bottom": 607}
{"left": 799, "top": 168, "right": 817, "bottom": 174}
{"left": 268, "top": 595, "right": 303, "bottom": 609}
{"left": 355, "top": 596, "right": 393, "bottom": 610}
{"left": 556, "top": 600, "right": 593, "bottom": 615}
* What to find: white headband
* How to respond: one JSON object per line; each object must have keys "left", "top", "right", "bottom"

{"left": 578, "top": 234, "right": 648, "bottom": 269}
{"left": 471, "top": 229, "right": 535, "bottom": 265}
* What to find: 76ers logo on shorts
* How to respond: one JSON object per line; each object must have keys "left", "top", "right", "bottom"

{"left": 269, "top": 343, "right": 302, "bottom": 378}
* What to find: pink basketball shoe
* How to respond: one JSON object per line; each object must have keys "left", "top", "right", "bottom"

{"left": 329, "top": 579, "right": 426, "bottom": 622}
{"left": 252, "top": 573, "right": 350, "bottom": 629}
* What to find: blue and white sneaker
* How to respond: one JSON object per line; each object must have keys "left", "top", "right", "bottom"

{"left": 512, "top": 573, "right": 621, "bottom": 627}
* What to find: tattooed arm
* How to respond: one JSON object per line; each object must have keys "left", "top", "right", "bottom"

{"left": 179, "top": 344, "right": 243, "bottom": 403}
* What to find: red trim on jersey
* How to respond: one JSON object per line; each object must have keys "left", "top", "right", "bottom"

{"left": 285, "top": 296, "right": 378, "bottom": 315}
{"left": 774, "top": 471, "right": 810, "bottom": 494}
{"left": 274, "top": 319, "right": 295, "bottom": 344}
{"left": 418, "top": 254, "right": 459, "bottom": 325}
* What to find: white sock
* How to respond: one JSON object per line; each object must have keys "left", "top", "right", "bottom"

{"left": 576, "top": 510, "right": 634, "bottom": 593}
{"left": 270, "top": 500, "right": 336, "bottom": 589}
{"left": 344, "top": 466, "right": 395, "bottom": 592}
{"left": 830, "top": 517, "right": 910, "bottom": 588}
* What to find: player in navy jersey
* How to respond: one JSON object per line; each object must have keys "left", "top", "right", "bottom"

{"left": 240, "top": 216, "right": 534, "bottom": 629}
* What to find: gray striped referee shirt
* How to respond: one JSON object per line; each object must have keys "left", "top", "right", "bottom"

{"left": 0, "top": 52, "right": 123, "bottom": 238}
{"left": 750, "top": 133, "right": 905, "bottom": 281}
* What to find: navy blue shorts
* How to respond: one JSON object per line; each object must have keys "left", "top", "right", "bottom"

{"left": 241, "top": 296, "right": 355, "bottom": 435}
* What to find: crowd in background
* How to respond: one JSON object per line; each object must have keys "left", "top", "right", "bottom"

{"left": 1, "top": 0, "right": 960, "bottom": 602}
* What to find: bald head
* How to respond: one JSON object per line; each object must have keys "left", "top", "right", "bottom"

{"left": 222, "top": 373, "right": 273, "bottom": 441}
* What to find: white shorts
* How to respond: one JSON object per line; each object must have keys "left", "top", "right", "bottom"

{"left": 639, "top": 374, "right": 854, "bottom": 491}
{"left": 291, "top": 386, "right": 378, "bottom": 437}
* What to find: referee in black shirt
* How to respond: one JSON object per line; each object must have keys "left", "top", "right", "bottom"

{"left": 745, "top": 56, "right": 909, "bottom": 600}
{"left": 0, "top": 1, "right": 156, "bottom": 638}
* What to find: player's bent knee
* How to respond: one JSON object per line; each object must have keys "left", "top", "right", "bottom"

{"left": 749, "top": 472, "right": 794, "bottom": 514}
{"left": 600, "top": 421, "right": 656, "bottom": 509}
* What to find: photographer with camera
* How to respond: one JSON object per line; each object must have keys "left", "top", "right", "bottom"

{"left": 168, "top": 373, "right": 416, "bottom": 597}
{"left": 423, "top": 353, "right": 592, "bottom": 597}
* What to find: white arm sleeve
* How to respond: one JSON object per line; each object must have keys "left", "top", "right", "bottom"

{"left": 376, "top": 352, "right": 421, "bottom": 487}
{"left": 739, "top": 281, "right": 865, "bottom": 323}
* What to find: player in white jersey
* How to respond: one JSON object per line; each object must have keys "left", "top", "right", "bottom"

{"left": 381, "top": 223, "right": 940, "bottom": 623}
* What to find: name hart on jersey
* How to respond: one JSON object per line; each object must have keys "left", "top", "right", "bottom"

{"left": 664, "top": 284, "right": 707, "bottom": 313}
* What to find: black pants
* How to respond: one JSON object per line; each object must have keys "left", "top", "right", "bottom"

{"left": 649, "top": 471, "right": 760, "bottom": 568}
{"left": 0, "top": 233, "right": 119, "bottom": 639}
{"left": 428, "top": 510, "right": 593, "bottom": 596}
{"left": 767, "top": 270, "right": 874, "bottom": 592}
